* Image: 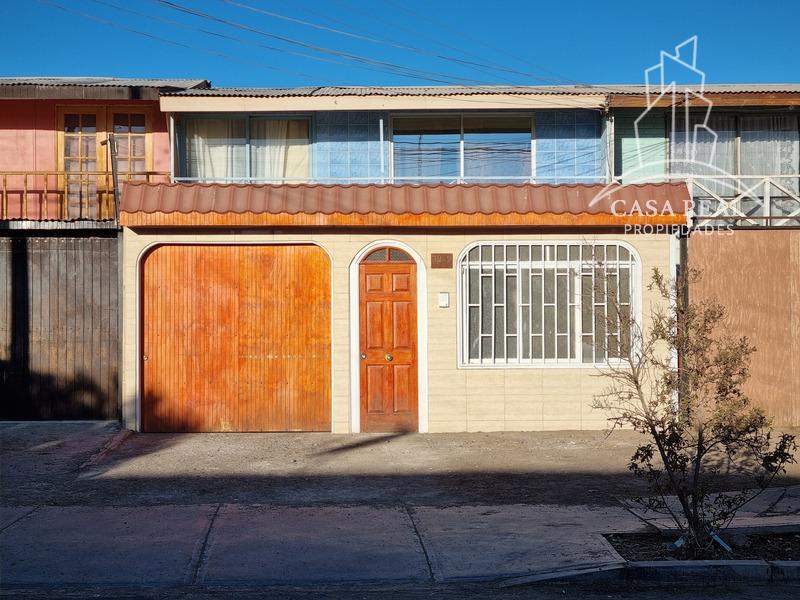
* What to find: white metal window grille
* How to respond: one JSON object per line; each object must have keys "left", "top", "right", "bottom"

{"left": 459, "top": 242, "right": 638, "bottom": 366}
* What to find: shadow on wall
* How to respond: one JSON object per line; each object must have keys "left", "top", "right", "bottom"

{"left": 0, "top": 235, "right": 119, "bottom": 420}
{"left": 0, "top": 364, "right": 113, "bottom": 420}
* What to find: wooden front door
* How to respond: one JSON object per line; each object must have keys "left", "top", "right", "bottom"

{"left": 359, "top": 247, "right": 418, "bottom": 432}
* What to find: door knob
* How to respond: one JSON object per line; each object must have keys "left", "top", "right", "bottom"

{"left": 360, "top": 353, "right": 366, "bottom": 359}
{"left": 385, "top": 354, "right": 393, "bottom": 362}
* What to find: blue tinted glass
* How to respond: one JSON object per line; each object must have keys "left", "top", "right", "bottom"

{"left": 393, "top": 117, "right": 460, "bottom": 182}
{"left": 534, "top": 110, "right": 602, "bottom": 183}
{"left": 464, "top": 116, "right": 531, "bottom": 181}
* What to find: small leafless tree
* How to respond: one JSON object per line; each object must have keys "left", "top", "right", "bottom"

{"left": 593, "top": 267, "right": 796, "bottom": 555}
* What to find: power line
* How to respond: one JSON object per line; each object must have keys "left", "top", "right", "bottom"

{"left": 292, "top": 0, "right": 627, "bottom": 100}
{"left": 42, "top": 0, "right": 619, "bottom": 110}
{"left": 36, "top": 0, "right": 317, "bottom": 80}
{"left": 151, "top": 0, "right": 495, "bottom": 85}
{"left": 380, "top": 0, "right": 581, "bottom": 86}
{"left": 220, "top": 0, "right": 555, "bottom": 84}
{"left": 89, "top": 0, "right": 440, "bottom": 82}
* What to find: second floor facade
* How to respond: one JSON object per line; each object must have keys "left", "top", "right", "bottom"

{"left": 0, "top": 77, "right": 209, "bottom": 222}
{"left": 2, "top": 82, "right": 799, "bottom": 225}
{"left": 171, "top": 109, "right": 607, "bottom": 186}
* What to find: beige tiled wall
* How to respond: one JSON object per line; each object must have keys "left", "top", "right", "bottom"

{"left": 121, "top": 229, "right": 671, "bottom": 433}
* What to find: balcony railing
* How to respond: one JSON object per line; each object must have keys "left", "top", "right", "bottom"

{"left": 172, "top": 175, "right": 609, "bottom": 185}
{"left": 683, "top": 175, "right": 800, "bottom": 227}
{"left": 1, "top": 171, "right": 170, "bottom": 222}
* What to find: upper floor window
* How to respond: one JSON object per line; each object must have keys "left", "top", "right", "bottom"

{"left": 459, "top": 241, "right": 639, "bottom": 367}
{"left": 113, "top": 113, "right": 147, "bottom": 181}
{"left": 391, "top": 111, "right": 602, "bottom": 184}
{"left": 179, "top": 116, "right": 310, "bottom": 182}
{"left": 392, "top": 116, "right": 461, "bottom": 182}
{"left": 392, "top": 115, "right": 533, "bottom": 183}
{"left": 670, "top": 112, "right": 799, "bottom": 195}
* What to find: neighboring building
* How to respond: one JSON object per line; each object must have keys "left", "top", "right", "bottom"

{"left": 0, "top": 77, "right": 209, "bottom": 419}
{"left": 607, "top": 84, "right": 800, "bottom": 426}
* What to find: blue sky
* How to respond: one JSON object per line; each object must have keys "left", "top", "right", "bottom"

{"left": 2, "top": 0, "right": 799, "bottom": 87}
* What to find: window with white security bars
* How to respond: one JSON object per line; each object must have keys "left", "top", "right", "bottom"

{"left": 459, "top": 242, "right": 640, "bottom": 367}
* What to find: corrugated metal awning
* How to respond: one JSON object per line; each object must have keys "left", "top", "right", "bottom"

{"left": 161, "top": 83, "right": 800, "bottom": 98}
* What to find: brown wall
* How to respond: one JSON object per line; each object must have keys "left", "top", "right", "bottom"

{"left": 690, "top": 229, "right": 800, "bottom": 426}
{"left": 0, "top": 235, "right": 119, "bottom": 420}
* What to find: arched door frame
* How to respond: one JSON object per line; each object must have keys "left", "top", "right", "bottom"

{"left": 349, "top": 240, "right": 428, "bottom": 433}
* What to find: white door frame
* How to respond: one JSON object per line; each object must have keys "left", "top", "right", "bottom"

{"left": 348, "top": 240, "right": 428, "bottom": 433}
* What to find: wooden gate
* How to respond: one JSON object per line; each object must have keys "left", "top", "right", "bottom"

{"left": 0, "top": 234, "right": 119, "bottom": 420}
{"left": 141, "top": 244, "right": 331, "bottom": 432}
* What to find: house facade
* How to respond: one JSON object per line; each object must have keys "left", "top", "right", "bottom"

{"left": 3, "top": 82, "right": 798, "bottom": 430}
{"left": 121, "top": 86, "right": 689, "bottom": 433}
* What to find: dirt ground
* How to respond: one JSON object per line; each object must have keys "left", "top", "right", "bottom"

{"left": 4, "top": 422, "right": 800, "bottom": 508}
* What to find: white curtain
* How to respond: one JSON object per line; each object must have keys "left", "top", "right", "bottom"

{"left": 250, "top": 119, "right": 310, "bottom": 182}
{"left": 671, "top": 114, "right": 736, "bottom": 197}
{"left": 185, "top": 118, "right": 246, "bottom": 181}
{"left": 740, "top": 114, "right": 799, "bottom": 196}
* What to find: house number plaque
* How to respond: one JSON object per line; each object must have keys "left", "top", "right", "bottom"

{"left": 431, "top": 253, "right": 453, "bottom": 269}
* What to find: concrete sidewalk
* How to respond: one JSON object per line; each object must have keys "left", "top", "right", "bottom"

{"left": 0, "top": 503, "right": 636, "bottom": 586}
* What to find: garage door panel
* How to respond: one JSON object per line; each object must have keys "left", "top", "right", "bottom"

{"left": 142, "top": 245, "right": 331, "bottom": 432}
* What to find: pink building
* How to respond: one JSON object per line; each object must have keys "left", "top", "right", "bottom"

{"left": 0, "top": 78, "right": 208, "bottom": 420}
{"left": 0, "top": 77, "right": 208, "bottom": 221}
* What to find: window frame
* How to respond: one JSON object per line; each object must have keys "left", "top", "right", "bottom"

{"left": 174, "top": 112, "right": 313, "bottom": 183}
{"left": 56, "top": 105, "right": 153, "bottom": 219}
{"left": 666, "top": 109, "right": 800, "bottom": 179}
{"left": 108, "top": 109, "right": 154, "bottom": 177}
{"left": 456, "top": 240, "right": 642, "bottom": 369}
{"left": 389, "top": 112, "right": 537, "bottom": 184}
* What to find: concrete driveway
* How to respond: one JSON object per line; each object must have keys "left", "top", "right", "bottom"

{"left": 3, "top": 422, "right": 660, "bottom": 507}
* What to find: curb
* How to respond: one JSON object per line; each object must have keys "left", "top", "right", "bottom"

{"left": 500, "top": 560, "right": 800, "bottom": 587}
{"left": 654, "top": 519, "right": 800, "bottom": 536}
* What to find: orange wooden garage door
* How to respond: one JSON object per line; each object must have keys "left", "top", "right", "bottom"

{"left": 141, "top": 244, "right": 331, "bottom": 432}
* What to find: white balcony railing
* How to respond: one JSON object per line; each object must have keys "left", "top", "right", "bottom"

{"left": 680, "top": 174, "right": 800, "bottom": 227}
{"left": 172, "top": 175, "right": 609, "bottom": 185}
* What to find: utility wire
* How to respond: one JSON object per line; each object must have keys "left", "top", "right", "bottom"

{"left": 89, "top": 0, "right": 444, "bottom": 82}
{"left": 42, "top": 0, "right": 618, "bottom": 109}
{"left": 380, "top": 0, "right": 580, "bottom": 86}
{"left": 36, "top": 0, "right": 317, "bottom": 80}
{"left": 220, "top": 0, "right": 555, "bottom": 84}
{"left": 159, "top": 0, "right": 612, "bottom": 109}
{"left": 307, "top": 0, "right": 625, "bottom": 99}
{"left": 314, "top": 0, "right": 539, "bottom": 85}
{"left": 151, "top": 0, "right": 495, "bottom": 85}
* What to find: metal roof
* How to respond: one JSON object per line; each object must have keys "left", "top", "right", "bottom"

{"left": 121, "top": 181, "right": 689, "bottom": 217}
{"left": 0, "top": 77, "right": 210, "bottom": 89}
{"left": 163, "top": 83, "right": 800, "bottom": 98}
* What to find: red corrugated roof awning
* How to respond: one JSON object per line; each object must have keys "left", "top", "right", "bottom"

{"left": 120, "top": 182, "right": 689, "bottom": 228}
